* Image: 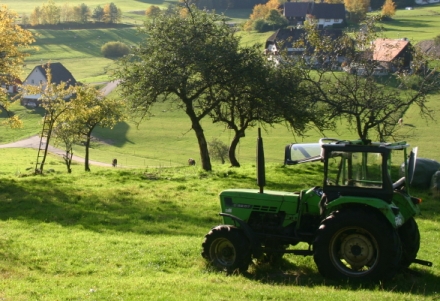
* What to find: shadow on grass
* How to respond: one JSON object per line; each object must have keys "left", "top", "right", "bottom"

{"left": 93, "top": 121, "right": 133, "bottom": 147}
{"left": 0, "top": 172, "right": 218, "bottom": 237}
{"left": 231, "top": 259, "right": 440, "bottom": 297}
{"left": 381, "top": 19, "right": 437, "bottom": 29}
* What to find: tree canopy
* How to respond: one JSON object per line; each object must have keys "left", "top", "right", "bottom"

{"left": 290, "top": 18, "right": 440, "bottom": 142}
{"left": 0, "top": 5, "right": 35, "bottom": 126}
{"left": 117, "top": 2, "right": 248, "bottom": 171}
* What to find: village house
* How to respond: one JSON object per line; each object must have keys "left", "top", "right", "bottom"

{"left": 283, "top": 2, "right": 346, "bottom": 28}
{"left": 414, "top": 0, "right": 439, "bottom": 4}
{"left": 343, "top": 38, "right": 413, "bottom": 76}
{"left": 265, "top": 28, "right": 344, "bottom": 66}
{"left": 1, "top": 77, "right": 22, "bottom": 94}
{"left": 21, "top": 62, "right": 77, "bottom": 107}
{"left": 372, "top": 38, "right": 413, "bottom": 72}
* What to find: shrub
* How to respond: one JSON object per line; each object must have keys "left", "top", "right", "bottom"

{"left": 101, "top": 41, "right": 130, "bottom": 58}
{"left": 434, "top": 34, "right": 440, "bottom": 46}
{"left": 208, "top": 138, "right": 229, "bottom": 164}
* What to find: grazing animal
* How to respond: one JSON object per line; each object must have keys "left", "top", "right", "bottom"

{"left": 112, "top": 158, "right": 117, "bottom": 167}
{"left": 188, "top": 158, "right": 196, "bottom": 166}
{"left": 398, "top": 118, "right": 403, "bottom": 126}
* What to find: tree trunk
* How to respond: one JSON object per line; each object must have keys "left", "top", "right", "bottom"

{"left": 192, "top": 121, "right": 212, "bottom": 171}
{"left": 228, "top": 131, "right": 244, "bottom": 167}
{"left": 185, "top": 104, "right": 212, "bottom": 171}
{"left": 38, "top": 121, "right": 54, "bottom": 174}
{"left": 84, "top": 134, "right": 91, "bottom": 172}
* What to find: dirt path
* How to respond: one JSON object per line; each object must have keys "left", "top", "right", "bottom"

{"left": 0, "top": 135, "right": 113, "bottom": 167}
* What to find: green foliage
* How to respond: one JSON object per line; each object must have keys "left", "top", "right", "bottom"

{"left": 101, "top": 41, "right": 130, "bottom": 58}
{"left": 117, "top": 1, "right": 250, "bottom": 171}
{"left": 208, "top": 138, "right": 229, "bottom": 164}
{"left": 435, "top": 34, "right": 440, "bottom": 46}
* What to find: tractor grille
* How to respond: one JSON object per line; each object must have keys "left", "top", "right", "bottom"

{"left": 252, "top": 205, "right": 277, "bottom": 212}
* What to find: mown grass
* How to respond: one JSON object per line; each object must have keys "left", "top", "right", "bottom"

{"left": 1, "top": 4, "right": 440, "bottom": 299}
{"left": 0, "top": 149, "right": 439, "bottom": 300}
{"left": 378, "top": 4, "right": 440, "bottom": 42}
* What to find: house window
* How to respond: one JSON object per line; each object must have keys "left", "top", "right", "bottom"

{"left": 31, "top": 79, "right": 34, "bottom": 84}
{"left": 40, "top": 80, "right": 43, "bottom": 84}
{"left": 334, "top": 19, "right": 340, "bottom": 22}
{"left": 325, "top": 19, "right": 331, "bottom": 22}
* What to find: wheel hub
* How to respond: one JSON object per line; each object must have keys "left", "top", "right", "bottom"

{"left": 210, "top": 238, "right": 236, "bottom": 267}
{"left": 340, "top": 234, "right": 374, "bottom": 269}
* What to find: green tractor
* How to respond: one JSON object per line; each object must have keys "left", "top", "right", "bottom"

{"left": 202, "top": 130, "right": 432, "bottom": 281}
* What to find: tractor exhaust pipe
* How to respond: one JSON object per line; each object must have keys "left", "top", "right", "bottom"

{"left": 257, "top": 128, "right": 266, "bottom": 193}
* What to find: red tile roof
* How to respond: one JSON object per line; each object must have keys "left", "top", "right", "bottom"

{"left": 372, "top": 38, "right": 409, "bottom": 62}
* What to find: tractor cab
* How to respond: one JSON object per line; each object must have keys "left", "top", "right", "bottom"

{"left": 285, "top": 138, "right": 417, "bottom": 203}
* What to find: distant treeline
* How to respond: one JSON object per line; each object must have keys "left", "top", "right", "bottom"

{"left": 196, "top": 0, "right": 267, "bottom": 10}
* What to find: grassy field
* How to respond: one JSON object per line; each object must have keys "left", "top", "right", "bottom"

{"left": 0, "top": 149, "right": 439, "bottom": 300}
{"left": 1, "top": 2, "right": 440, "bottom": 300}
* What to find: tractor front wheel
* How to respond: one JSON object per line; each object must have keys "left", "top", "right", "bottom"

{"left": 202, "top": 225, "right": 251, "bottom": 274}
{"left": 314, "top": 208, "right": 402, "bottom": 281}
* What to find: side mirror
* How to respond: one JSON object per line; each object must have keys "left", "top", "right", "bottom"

{"left": 407, "top": 147, "right": 418, "bottom": 186}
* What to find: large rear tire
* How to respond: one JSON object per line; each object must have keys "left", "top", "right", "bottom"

{"left": 398, "top": 217, "right": 420, "bottom": 269}
{"left": 201, "top": 225, "right": 251, "bottom": 273}
{"left": 313, "top": 208, "right": 402, "bottom": 281}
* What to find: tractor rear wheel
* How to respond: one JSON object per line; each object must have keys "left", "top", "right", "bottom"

{"left": 314, "top": 208, "right": 402, "bottom": 281}
{"left": 201, "top": 225, "right": 251, "bottom": 273}
{"left": 398, "top": 217, "right": 420, "bottom": 269}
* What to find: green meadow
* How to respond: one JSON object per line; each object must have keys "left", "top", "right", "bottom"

{"left": 1, "top": 2, "right": 440, "bottom": 300}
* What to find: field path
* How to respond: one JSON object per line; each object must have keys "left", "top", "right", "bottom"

{"left": 0, "top": 135, "right": 113, "bottom": 167}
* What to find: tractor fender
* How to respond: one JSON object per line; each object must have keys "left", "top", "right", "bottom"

{"left": 219, "top": 213, "right": 263, "bottom": 258}
{"left": 324, "top": 196, "right": 403, "bottom": 228}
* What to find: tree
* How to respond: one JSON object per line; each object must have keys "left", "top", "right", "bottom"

{"left": 117, "top": 2, "right": 247, "bottom": 171}
{"left": 67, "top": 85, "right": 125, "bottom": 172}
{"left": 21, "top": 13, "right": 30, "bottom": 26}
{"left": 92, "top": 5, "right": 105, "bottom": 22}
{"left": 294, "top": 18, "right": 440, "bottom": 142}
{"left": 0, "top": 5, "right": 35, "bottom": 126}
{"left": 145, "top": 5, "right": 161, "bottom": 18}
{"left": 250, "top": 4, "right": 269, "bottom": 21}
{"left": 381, "top": 0, "right": 397, "bottom": 19}
{"left": 103, "top": 3, "right": 122, "bottom": 24}
{"left": 208, "top": 138, "right": 229, "bottom": 164}
{"left": 435, "top": 34, "right": 440, "bottom": 46}
{"left": 209, "top": 45, "right": 331, "bottom": 166}
{"left": 41, "top": 0, "right": 61, "bottom": 25}
{"left": 265, "top": 9, "right": 288, "bottom": 29}
{"left": 53, "top": 121, "right": 79, "bottom": 173}
{"left": 344, "top": 0, "right": 370, "bottom": 22}
{"left": 30, "top": 6, "right": 41, "bottom": 26}
{"left": 23, "top": 64, "right": 76, "bottom": 173}
{"left": 60, "top": 3, "right": 74, "bottom": 22}
{"left": 73, "top": 3, "right": 91, "bottom": 24}
{"left": 101, "top": 41, "right": 130, "bottom": 58}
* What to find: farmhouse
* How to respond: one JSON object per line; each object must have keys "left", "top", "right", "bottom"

{"left": 414, "top": 0, "right": 440, "bottom": 4}
{"left": 283, "top": 2, "right": 346, "bottom": 28}
{"left": 21, "top": 62, "right": 77, "bottom": 107}
{"left": 372, "top": 38, "right": 413, "bottom": 72}
{"left": 265, "top": 28, "right": 345, "bottom": 66}
{"left": 1, "top": 77, "right": 22, "bottom": 94}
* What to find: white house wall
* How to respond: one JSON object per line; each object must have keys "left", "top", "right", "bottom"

{"left": 415, "top": 0, "right": 439, "bottom": 4}
{"left": 24, "top": 68, "right": 46, "bottom": 86}
{"left": 318, "top": 18, "right": 343, "bottom": 27}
